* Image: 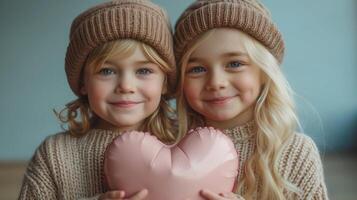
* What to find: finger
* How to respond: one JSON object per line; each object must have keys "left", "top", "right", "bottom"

{"left": 106, "top": 190, "right": 125, "bottom": 199}
{"left": 200, "top": 190, "right": 224, "bottom": 200}
{"left": 128, "top": 189, "right": 148, "bottom": 200}
{"left": 118, "top": 191, "right": 126, "bottom": 198}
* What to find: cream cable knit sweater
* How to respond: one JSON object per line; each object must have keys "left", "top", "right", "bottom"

{"left": 223, "top": 121, "right": 329, "bottom": 199}
{"left": 18, "top": 123, "right": 328, "bottom": 200}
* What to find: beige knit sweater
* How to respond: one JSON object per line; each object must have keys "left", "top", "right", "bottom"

{"left": 223, "top": 121, "right": 329, "bottom": 199}
{"left": 18, "top": 129, "right": 121, "bottom": 200}
{"left": 18, "top": 123, "right": 328, "bottom": 200}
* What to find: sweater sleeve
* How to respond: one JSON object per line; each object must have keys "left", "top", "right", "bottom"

{"left": 18, "top": 138, "right": 58, "bottom": 200}
{"left": 17, "top": 137, "right": 104, "bottom": 200}
{"left": 279, "top": 134, "right": 329, "bottom": 200}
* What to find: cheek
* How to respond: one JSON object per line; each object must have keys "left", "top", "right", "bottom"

{"left": 234, "top": 75, "right": 262, "bottom": 103}
{"left": 86, "top": 80, "right": 112, "bottom": 104}
{"left": 183, "top": 80, "right": 199, "bottom": 101}
{"left": 140, "top": 79, "right": 164, "bottom": 99}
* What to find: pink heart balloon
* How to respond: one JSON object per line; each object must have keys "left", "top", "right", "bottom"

{"left": 104, "top": 127, "right": 239, "bottom": 200}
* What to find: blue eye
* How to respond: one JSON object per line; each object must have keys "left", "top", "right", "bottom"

{"left": 187, "top": 66, "right": 206, "bottom": 74}
{"left": 98, "top": 68, "right": 115, "bottom": 76}
{"left": 227, "top": 61, "right": 242, "bottom": 68}
{"left": 136, "top": 68, "right": 153, "bottom": 75}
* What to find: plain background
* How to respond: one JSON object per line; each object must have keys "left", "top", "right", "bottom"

{"left": 0, "top": 0, "right": 356, "bottom": 160}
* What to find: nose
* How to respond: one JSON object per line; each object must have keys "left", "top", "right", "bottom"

{"left": 115, "top": 72, "right": 135, "bottom": 94}
{"left": 205, "top": 68, "right": 228, "bottom": 91}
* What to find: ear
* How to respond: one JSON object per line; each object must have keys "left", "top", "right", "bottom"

{"left": 80, "top": 85, "right": 87, "bottom": 95}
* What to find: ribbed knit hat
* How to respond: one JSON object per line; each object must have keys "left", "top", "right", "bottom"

{"left": 174, "top": 0, "right": 285, "bottom": 63}
{"left": 65, "top": 0, "right": 175, "bottom": 96}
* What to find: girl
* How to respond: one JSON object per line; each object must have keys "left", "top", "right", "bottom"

{"left": 18, "top": 0, "right": 176, "bottom": 199}
{"left": 174, "top": 0, "right": 328, "bottom": 199}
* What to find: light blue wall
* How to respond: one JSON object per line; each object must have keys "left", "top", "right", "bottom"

{"left": 0, "top": 0, "right": 356, "bottom": 160}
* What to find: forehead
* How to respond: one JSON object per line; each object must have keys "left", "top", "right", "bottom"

{"left": 106, "top": 45, "right": 147, "bottom": 63}
{"left": 86, "top": 45, "right": 149, "bottom": 74}
{"left": 190, "top": 28, "right": 248, "bottom": 59}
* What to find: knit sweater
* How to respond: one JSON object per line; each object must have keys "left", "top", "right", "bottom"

{"left": 18, "top": 129, "right": 121, "bottom": 200}
{"left": 18, "top": 123, "right": 328, "bottom": 200}
{"left": 223, "top": 121, "right": 329, "bottom": 199}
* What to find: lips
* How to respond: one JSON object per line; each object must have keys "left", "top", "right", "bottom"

{"left": 109, "top": 101, "right": 142, "bottom": 108}
{"left": 204, "top": 96, "right": 236, "bottom": 105}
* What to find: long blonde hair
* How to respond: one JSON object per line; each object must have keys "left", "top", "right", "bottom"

{"left": 177, "top": 29, "right": 302, "bottom": 199}
{"left": 55, "top": 39, "right": 176, "bottom": 143}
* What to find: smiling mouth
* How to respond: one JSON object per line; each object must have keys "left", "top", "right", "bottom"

{"left": 204, "top": 96, "right": 236, "bottom": 105}
{"left": 109, "top": 101, "right": 142, "bottom": 108}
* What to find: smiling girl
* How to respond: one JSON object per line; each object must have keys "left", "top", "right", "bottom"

{"left": 174, "top": 0, "right": 328, "bottom": 199}
{"left": 19, "top": 1, "right": 176, "bottom": 199}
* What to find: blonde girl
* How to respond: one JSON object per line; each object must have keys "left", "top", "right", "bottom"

{"left": 19, "top": 1, "right": 176, "bottom": 199}
{"left": 174, "top": 0, "right": 328, "bottom": 199}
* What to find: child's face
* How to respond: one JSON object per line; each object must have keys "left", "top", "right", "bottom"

{"left": 183, "top": 28, "right": 263, "bottom": 129}
{"left": 81, "top": 46, "right": 166, "bottom": 132}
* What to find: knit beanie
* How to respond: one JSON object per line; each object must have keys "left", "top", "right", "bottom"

{"left": 65, "top": 0, "right": 176, "bottom": 96}
{"left": 174, "top": 0, "right": 285, "bottom": 64}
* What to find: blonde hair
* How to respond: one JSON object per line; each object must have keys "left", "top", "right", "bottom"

{"left": 177, "top": 29, "right": 302, "bottom": 199}
{"left": 55, "top": 39, "right": 176, "bottom": 143}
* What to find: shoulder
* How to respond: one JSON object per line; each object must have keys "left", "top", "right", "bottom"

{"left": 278, "top": 133, "right": 323, "bottom": 174}
{"left": 281, "top": 133, "right": 321, "bottom": 158}
{"left": 33, "top": 129, "right": 117, "bottom": 163}
{"left": 25, "top": 131, "right": 86, "bottom": 180}
{"left": 278, "top": 133, "right": 327, "bottom": 197}
{"left": 36, "top": 131, "right": 76, "bottom": 153}
{"left": 27, "top": 132, "right": 70, "bottom": 163}
{"left": 22, "top": 132, "right": 75, "bottom": 189}
{"left": 29, "top": 130, "right": 92, "bottom": 168}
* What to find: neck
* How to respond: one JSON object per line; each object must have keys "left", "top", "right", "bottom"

{"left": 205, "top": 106, "right": 254, "bottom": 129}
{"left": 93, "top": 119, "right": 142, "bottom": 133}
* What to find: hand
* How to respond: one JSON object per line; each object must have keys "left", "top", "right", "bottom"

{"left": 99, "top": 189, "right": 148, "bottom": 200}
{"left": 199, "top": 189, "right": 244, "bottom": 200}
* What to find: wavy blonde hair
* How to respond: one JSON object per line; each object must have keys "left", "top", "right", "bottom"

{"left": 55, "top": 39, "right": 176, "bottom": 143}
{"left": 177, "top": 29, "right": 302, "bottom": 199}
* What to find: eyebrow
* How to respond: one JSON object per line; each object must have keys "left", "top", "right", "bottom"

{"left": 188, "top": 57, "right": 205, "bottom": 63}
{"left": 221, "top": 52, "right": 248, "bottom": 58}
{"left": 134, "top": 60, "right": 156, "bottom": 65}
{"left": 188, "top": 51, "right": 249, "bottom": 63}
{"left": 105, "top": 60, "right": 155, "bottom": 66}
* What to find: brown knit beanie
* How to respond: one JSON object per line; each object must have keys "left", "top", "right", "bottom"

{"left": 65, "top": 0, "right": 176, "bottom": 96}
{"left": 174, "top": 0, "right": 285, "bottom": 64}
